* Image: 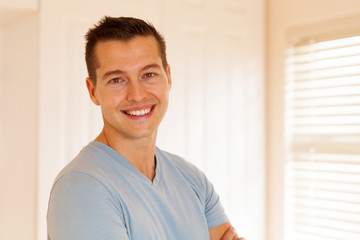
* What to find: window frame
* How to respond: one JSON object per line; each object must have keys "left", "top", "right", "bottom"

{"left": 283, "top": 14, "right": 360, "bottom": 240}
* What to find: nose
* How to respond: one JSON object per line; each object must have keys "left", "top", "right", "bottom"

{"left": 126, "top": 81, "right": 146, "bottom": 102}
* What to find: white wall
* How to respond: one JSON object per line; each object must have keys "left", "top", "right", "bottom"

{"left": 0, "top": 26, "right": 3, "bottom": 187}
{"left": 0, "top": 0, "right": 36, "bottom": 8}
{"left": 0, "top": 28, "right": 2, "bottom": 159}
{"left": 0, "top": 0, "right": 37, "bottom": 26}
{"left": 266, "top": 1, "right": 360, "bottom": 240}
{"left": 0, "top": 12, "right": 38, "bottom": 240}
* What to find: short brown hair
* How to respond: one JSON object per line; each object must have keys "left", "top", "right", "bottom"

{"left": 85, "top": 16, "right": 168, "bottom": 84}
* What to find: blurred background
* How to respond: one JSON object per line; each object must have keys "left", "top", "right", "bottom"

{"left": 0, "top": 0, "right": 359, "bottom": 240}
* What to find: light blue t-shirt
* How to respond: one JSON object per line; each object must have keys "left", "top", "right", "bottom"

{"left": 47, "top": 141, "right": 228, "bottom": 240}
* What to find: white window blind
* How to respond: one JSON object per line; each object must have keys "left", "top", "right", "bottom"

{"left": 284, "top": 35, "right": 360, "bottom": 240}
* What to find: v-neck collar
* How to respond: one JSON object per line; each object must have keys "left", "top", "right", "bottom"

{"left": 90, "top": 141, "right": 161, "bottom": 187}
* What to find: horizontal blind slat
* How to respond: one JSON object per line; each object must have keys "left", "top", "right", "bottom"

{"left": 292, "top": 67, "right": 360, "bottom": 81}
{"left": 294, "top": 86, "right": 360, "bottom": 99}
{"left": 293, "top": 76, "right": 360, "bottom": 89}
{"left": 292, "top": 47, "right": 360, "bottom": 64}
{"left": 293, "top": 232, "right": 339, "bottom": 240}
{"left": 293, "top": 161, "right": 360, "bottom": 173}
{"left": 293, "top": 200, "right": 360, "bottom": 214}
{"left": 293, "top": 105, "right": 360, "bottom": 115}
{"left": 294, "top": 206, "right": 360, "bottom": 222}
{"left": 293, "top": 153, "right": 360, "bottom": 163}
{"left": 294, "top": 179, "right": 360, "bottom": 193}
{"left": 293, "top": 36, "right": 360, "bottom": 54}
{"left": 293, "top": 116, "right": 360, "bottom": 125}
{"left": 293, "top": 96, "right": 360, "bottom": 107}
{"left": 293, "top": 125, "right": 360, "bottom": 134}
{"left": 294, "top": 215, "right": 360, "bottom": 233}
{"left": 293, "top": 170, "right": 360, "bottom": 183}
{"left": 294, "top": 188, "right": 360, "bottom": 203}
{"left": 292, "top": 56, "right": 360, "bottom": 72}
{"left": 293, "top": 222, "right": 360, "bottom": 239}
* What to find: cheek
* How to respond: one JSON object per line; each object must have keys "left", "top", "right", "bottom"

{"left": 158, "top": 91, "right": 170, "bottom": 110}
{"left": 154, "top": 83, "right": 170, "bottom": 99}
{"left": 98, "top": 90, "right": 123, "bottom": 108}
{"left": 152, "top": 88, "right": 169, "bottom": 104}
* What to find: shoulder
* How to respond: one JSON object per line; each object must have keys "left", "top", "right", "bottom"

{"left": 53, "top": 142, "right": 112, "bottom": 183}
{"left": 50, "top": 142, "right": 118, "bottom": 201}
{"left": 156, "top": 148, "right": 210, "bottom": 192}
{"left": 156, "top": 148, "right": 229, "bottom": 229}
{"left": 157, "top": 149, "right": 204, "bottom": 176}
{"left": 47, "top": 170, "right": 127, "bottom": 240}
{"left": 48, "top": 143, "right": 122, "bottom": 223}
{"left": 50, "top": 171, "right": 112, "bottom": 204}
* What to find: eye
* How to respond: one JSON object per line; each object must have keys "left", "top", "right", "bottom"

{"left": 109, "top": 78, "right": 122, "bottom": 84}
{"left": 144, "top": 73, "right": 155, "bottom": 78}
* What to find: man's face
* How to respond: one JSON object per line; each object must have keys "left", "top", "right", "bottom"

{"left": 86, "top": 36, "right": 172, "bottom": 141}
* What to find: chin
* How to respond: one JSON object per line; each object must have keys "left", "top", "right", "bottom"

{"left": 126, "top": 128, "right": 158, "bottom": 140}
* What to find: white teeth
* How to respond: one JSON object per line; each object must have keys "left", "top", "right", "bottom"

{"left": 127, "top": 107, "right": 151, "bottom": 116}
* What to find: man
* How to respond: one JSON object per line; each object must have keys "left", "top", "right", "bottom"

{"left": 47, "top": 16, "right": 243, "bottom": 240}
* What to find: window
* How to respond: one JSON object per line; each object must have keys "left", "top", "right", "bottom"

{"left": 284, "top": 34, "right": 360, "bottom": 240}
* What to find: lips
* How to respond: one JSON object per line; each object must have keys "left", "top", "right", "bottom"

{"left": 121, "top": 105, "right": 155, "bottom": 117}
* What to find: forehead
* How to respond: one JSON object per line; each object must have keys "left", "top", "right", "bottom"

{"left": 94, "top": 36, "right": 161, "bottom": 67}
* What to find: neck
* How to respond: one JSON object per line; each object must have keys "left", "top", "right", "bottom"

{"left": 95, "top": 128, "right": 157, "bottom": 181}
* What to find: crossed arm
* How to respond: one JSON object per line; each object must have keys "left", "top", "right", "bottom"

{"left": 209, "top": 222, "right": 245, "bottom": 240}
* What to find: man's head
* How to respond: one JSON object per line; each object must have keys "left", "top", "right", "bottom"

{"left": 85, "top": 16, "right": 168, "bottom": 85}
{"left": 85, "top": 17, "right": 172, "bottom": 142}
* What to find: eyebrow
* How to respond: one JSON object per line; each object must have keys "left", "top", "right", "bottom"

{"left": 102, "top": 69, "right": 124, "bottom": 80}
{"left": 142, "top": 63, "right": 161, "bottom": 71}
{"left": 102, "top": 63, "right": 162, "bottom": 80}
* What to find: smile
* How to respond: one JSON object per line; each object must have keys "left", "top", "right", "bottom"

{"left": 123, "top": 106, "right": 154, "bottom": 116}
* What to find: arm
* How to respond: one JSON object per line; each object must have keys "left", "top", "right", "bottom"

{"left": 209, "top": 222, "right": 245, "bottom": 240}
{"left": 47, "top": 172, "right": 129, "bottom": 240}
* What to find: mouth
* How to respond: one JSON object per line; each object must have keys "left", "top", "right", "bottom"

{"left": 121, "top": 105, "right": 155, "bottom": 117}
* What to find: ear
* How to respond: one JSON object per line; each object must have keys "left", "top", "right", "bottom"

{"left": 166, "top": 64, "right": 172, "bottom": 90}
{"left": 86, "top": 78, "right": 100, "bottom": 106}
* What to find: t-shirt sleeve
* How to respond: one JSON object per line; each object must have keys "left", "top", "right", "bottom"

{"left": 203, "top": 177, "right": 230, "bottom": 229}
{"left": 47, "top": 172, "right": 129, "bottom": 240}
